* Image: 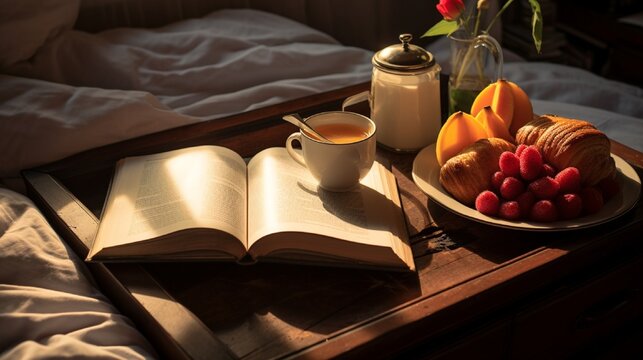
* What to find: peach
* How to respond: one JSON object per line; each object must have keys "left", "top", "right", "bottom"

{"left": 491, "top": 79, "right": 514, "bottom": 129}
{"left": 470, "top": 84, "right": 495, "bottom": 117}
{"left": 507, "top": 81, "right": 534, "bottom": 136}
{"left": 436, "top": 111, "right": 488, "bottom": 166}
{"left": 470, "top": 79, "right": 533, "bottom": 136}
{"left": 475, "top": 106, "right": 514, "bottom": 142}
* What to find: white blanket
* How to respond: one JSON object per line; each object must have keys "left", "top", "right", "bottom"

{"left": 8, "top": 9, "right": 373, "bottom": 116}
{"left": 0, "top": 8, "right": 373, "bottom": 185}
{"left": 0, "top": 188, "right": 156, "bottom": 359}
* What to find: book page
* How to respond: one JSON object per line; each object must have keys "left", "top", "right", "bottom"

{"left": 246, "top": 148, "right": 412, "bottom": 268}
{"left": 91, "top": 146, "right": 248, "bottom": 254}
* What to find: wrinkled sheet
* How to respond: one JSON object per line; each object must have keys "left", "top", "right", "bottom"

{"left": 0, "top": 8, "right": 373, "bottom": 184}
{"left": 0, "top": 188, "right": 156, "bottom": 359}
{"left": 8, "top": 9, "right": 374, "bottom": 117}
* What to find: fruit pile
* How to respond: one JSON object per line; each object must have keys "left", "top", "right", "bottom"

{"left": 435, "top": 78, "right": 621, "bottom": 224}
{"left": 435, "top": 79, "right": 531, "bottom": 166}
{"left": 474, "top": 144, "right": 619, "bottom": 222}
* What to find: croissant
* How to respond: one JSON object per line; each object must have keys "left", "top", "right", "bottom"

{"left": 439, "top": 138, "right": 516, "bottom": 205}
{"left": 515, "top": 115, "right": 615, "bottom": 186}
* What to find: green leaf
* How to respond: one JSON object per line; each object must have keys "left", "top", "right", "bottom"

{"left": 422, "top": 20, "right": 459, "bottom": 38}
{"left": 528, "top": 0, "right": 543, "bottom": 53}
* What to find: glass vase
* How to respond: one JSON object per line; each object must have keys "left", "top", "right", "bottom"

{"left": 447, "top": 30, "right": 504, "bottom": 115}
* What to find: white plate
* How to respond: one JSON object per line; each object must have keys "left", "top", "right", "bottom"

{"left": 412, "top": 144, "right": 641, "bottom": 231}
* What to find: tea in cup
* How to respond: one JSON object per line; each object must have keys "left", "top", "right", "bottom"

{"left": 285, "top": 111, "right": 376, "bottom": 191}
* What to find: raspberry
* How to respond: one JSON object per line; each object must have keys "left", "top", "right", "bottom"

{"left": 499, "top": 151, "right": 520, "bottom": 177}
{"left": 475, "top": 190, "right": 500, "bottom": 216}
{"left": 598, "top": 176, "right": 620, "bottom": 200}
{"left": 540, "top": 163, "right": 557, "bottom": 178}
{"left": 491, "top": 171, "right": 506, "bottom": 191}
{"left": 519, "top": 145, "right": 543, "bottom": 181}
{"left": 499, "top": 201, "right": 521, "bottom": 220}
{"left": 529, "top": 176, "right": 560, "bottom": 200}
{"left": 516, "top": 191, "right": 536, "bottom": 219}
{"left": 530, "top": 200, "right": 558, "bottom": 222}
{"left": 556, "top": 193, "right": 583, "bottom": 220}
{"left": 581, "top": 187, "right": 604, "bottom": 214}
{"left": 515, "top": 144, "right": 528, "bottom": 157}
{"left": 555, "top": 167, "right": 581, "bottom": 194}
{"left": 500, "top": 177, "right": 525, "bottom": 200}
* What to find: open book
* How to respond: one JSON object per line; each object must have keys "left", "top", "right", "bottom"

{"left": 87, "top": 146, "right": 414, "bottom": 271}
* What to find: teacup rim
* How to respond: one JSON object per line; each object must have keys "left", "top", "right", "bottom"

{"left": 302, "top": 111, "right": 376, "bottom": 145}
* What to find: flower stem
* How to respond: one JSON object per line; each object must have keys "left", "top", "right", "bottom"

{"left": 473, "top": 8, "right": 482, "bottom": 37}
{"left": 453, "top": 38, "right": 477, "bottom": 88}
{"left": 486, "top": 0, "right": 514, "bottom": 33}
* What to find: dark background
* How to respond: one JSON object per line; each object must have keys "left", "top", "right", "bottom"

{"left": 502, "top": 0, "right": 643, "bottom": 88}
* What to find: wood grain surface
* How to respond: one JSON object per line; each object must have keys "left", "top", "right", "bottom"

{"left": 24, "top": 82, "right": 643, "bottom": 359}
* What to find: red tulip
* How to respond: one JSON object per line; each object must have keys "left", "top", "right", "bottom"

{"left": 436, "top": 0, "right": 465, "bottom": 21}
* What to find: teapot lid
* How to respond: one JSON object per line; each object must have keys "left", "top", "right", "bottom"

{"left": 373, "top": 34, "right": 435, "bottom": 73}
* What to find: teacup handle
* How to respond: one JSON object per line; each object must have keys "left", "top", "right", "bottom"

{"left": 474, "top": 34, "right": 504, "bottom": 80}
{"left": 341, "top": 90, "right": 370, "bottom": 111}
{"left": 286, "top": 133, "right": 306, "bottom": 167}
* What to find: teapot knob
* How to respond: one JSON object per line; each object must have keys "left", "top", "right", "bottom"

{"left": 399, "top": 33, "right": 413, "bottom": 50}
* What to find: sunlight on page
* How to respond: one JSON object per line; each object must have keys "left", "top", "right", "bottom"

{"left": 91, "top": 145, "right": 248, "bottom": 256}
{"left": 258, "top": 154, "right": 283, "bottom": 227}
{"left": 112, "top": 193, "right": 144, "bottom": 230}
{"left": 165, "top": 148, "right": 211, "bottom": 220}
{"left": 248, "top": 149, "right": 397, "bottom": 248}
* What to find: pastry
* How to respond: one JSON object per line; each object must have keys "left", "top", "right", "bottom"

{"left": 439, "top": 138, "right": 516, "bottom": 205}
{"left": 515, "top": 115, "right": 615, "bottom": 185}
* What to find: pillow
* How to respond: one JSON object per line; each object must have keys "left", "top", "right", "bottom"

{"left": 0, "top": 0, "right": 80, "bottom": 68}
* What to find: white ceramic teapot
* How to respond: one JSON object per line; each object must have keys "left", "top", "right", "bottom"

{"left": 343, "top": 34, "right": 441, "bottom": 152}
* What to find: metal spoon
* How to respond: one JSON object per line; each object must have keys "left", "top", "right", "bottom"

{"left": 282, "top": 114, "right": 334, "bottom": 144}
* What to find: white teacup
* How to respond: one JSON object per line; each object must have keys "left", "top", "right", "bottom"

{"left": 285, "top": 111, "right": 376, "bottom": 191}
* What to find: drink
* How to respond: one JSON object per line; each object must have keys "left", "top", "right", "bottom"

{"left": 312, "top": 123, "right": 369, "bottom": 144}
{"left": 286, "top": 111, "right": 376, "bottom": 191}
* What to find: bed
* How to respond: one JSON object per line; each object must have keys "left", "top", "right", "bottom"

{"left": 1, "top": 0, "right": 642, "bottom": 358}
{"left": 1, "top": 2, "right": 376, "bottom": 358}
{"left": 0, "top": 3, "right": 376, "bottom": 190}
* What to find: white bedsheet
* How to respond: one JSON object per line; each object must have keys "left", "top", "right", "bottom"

{"left": 0, "top": 8, "right": 373, "bottom": 185}
{"left": 8, "top": 9, "right": 373, "bottom": 117}
{"left": 0, "top": 188, "right": 156, "bottom": 359}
